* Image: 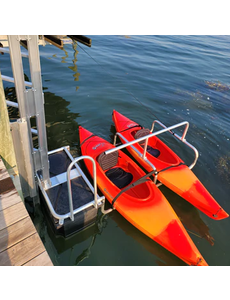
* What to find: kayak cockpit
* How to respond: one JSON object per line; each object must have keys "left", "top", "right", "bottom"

{"left": 97, "top": 151, "right": 133, "bottom": 189}
{"left": 97, "top": 150, "right": 152, "bottom": 201}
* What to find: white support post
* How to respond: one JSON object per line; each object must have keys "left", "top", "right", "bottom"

{"left": 26, "top": 35, "right": 50, "bottom": 187}
{"left": 7, "top": 35, "right": 51, "bottom": 198}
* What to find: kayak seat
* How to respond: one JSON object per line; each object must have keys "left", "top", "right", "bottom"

{"left": 98, "top": 151, "right": 133, "bottom": 189}
{"left": 105, "top": 167, "right": 133, "bottom": 189}
{"left": 98, "top": 151, "right": 119, "bottom": 171}
{"left": 134, "top": 128, "right": 160, "bottom": 158}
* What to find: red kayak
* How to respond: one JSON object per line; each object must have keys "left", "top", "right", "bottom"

{"left": 112, "top": 110, "right": 228, "bottom": 220}
{"left": 79, "top": 126, "right": 208, "bottom": 266}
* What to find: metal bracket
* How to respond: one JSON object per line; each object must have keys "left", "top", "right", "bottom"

{"left": 32, "top": 149, "right": 43, "bottom": 172}
{"left": 25, "top": 88, "right": 36, "bottom": 117}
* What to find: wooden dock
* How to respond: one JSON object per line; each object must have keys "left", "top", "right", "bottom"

{"left": 0, "top": 158, "right": 53, "bottom": 266}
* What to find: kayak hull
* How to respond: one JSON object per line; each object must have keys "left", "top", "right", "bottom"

{"left": 79, "top": 126, "right": 208, "bottom": 266}
{"left": 112, "top": 110, "right": 228, "bottom": 220}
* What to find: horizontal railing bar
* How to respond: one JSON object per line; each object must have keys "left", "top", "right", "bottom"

{"left": 105, "top": 121, "right": 189, "bottom": 155}
{"left": 31, "top": 128, "right": 38, "bottom": 135}
{"left": 150, "top": 119, "right": 198, "bottom": 169}
{"left": 0, "top": 47, "right": 29, "bottom": 57}
{"left": 151, "top": 119, "right": 189, "bottom": 140}
{"left": 5, "top": 102, "right": 40, "bottom": 136}
{"left": 109, "top": 120, "right": 198, "bottom": 171}
{"left": 6, "top": 99, "right": 19, "bottom": 108}
{"left": 116, "top": 132, "right": 157, "bottom": 172}
{"left": 1, "top": 74, "right": 32, "bottom": 87}
{"left": 48, "top": 147, "right": 68, "bottom": 155}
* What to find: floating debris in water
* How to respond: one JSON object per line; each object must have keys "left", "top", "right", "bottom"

{"left": 176, "top": 89, "right": 213, "bottom": 110}
{"left": 217, "top": 155, "right": 230, "bottom": 183}
{"left": 205, "top": 80, "right": 230, "bottom": 91}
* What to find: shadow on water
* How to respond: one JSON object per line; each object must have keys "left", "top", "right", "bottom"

{"left": 160, "top": 186, "right": 214, "bottom": 246}
{"left": 30, "top": 199, "right": 108, "bottom": 266}
{"left": 44, "top": 90, "right": 80, "bottom": 153}
{"left": 109, "top": 210, "right": 185, "bottom": 266}
{"left": 6, "top": 83, "right": 81, "bottom": 156}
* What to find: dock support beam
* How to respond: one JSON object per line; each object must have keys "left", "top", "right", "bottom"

{"left": 68, "top": 35, "right": 91, "bottom": 47}
{"left": 10, "top": 119, "right": 37, "bottom": 197}
{"left": 6, "top": 35, "right": 51, "bottom": 196}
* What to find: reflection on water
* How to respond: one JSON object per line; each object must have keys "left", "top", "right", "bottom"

{"left": 161, "top": 186, "right": 214, "bottom": 246}
{"left": 5, "top": 84, "right": 81, "bottom": 156}
{"left": 44, "top": 91, "right": 80, "bottom": 154}
{"left": 34, "top": 201, "right": 108, "bottom": 266}
{"left": 109, "top": 211, "right": 185, "bottom": 266}
{"left": 59, "top": 41, "right": 80, "bottom": 90}
{"left": 46, "top": 41, "right": 80, "bottom": 90}
{"left": 68, "top": 41, "right": 80, "bottom": 86}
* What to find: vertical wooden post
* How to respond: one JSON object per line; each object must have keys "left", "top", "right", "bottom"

{"left": 0, "top": 72, "right": 18, "bottom": 176}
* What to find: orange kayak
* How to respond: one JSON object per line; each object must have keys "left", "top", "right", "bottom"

{"left": 79, "top": 126, "right": 208, "bottom": 266}
{"left": 112, "top": 110, "right": 228, "bottom": 220}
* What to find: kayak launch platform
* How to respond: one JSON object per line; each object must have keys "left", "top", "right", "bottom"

{"left": 38, "top": 146, "right": 106, "bottom": 236}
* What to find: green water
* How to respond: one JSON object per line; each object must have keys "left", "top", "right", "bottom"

{"left": 2, "top": 35, "right": 230, "bottom": 266}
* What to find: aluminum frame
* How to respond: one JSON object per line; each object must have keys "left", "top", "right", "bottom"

{"left": 37, "top": 151, "right": 105, "bottom": 225}
{"left": 67, "top": 156, "right": 100, "bottom": 221}
{"left": 7, "top": 35, "right": 51, "bottom": 194}
{"left": 109, "top": 120, "right": 199, "bottom": 172}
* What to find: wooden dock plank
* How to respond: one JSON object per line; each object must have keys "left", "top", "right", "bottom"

{"left": 0, "top": 158, "right": 21, "bottom": 211}
{"left": 23, "top": 251, "right": 53, "bottom": 266}
{"left": 0, "top": 189, "right": 22, "bottom": 212}
{"left": 0, "top": 167, "right": 10, "bottom": 181}
{"left": 0, "top": 158, "right": 53, "bottom": 266}
{"left": 0, "top": 233, "right": 46, "bottom": 266}
{"left": 0, "top": 217, "right": 36, "bottom": 253}
{"left": 0, "top": 202, "right": 28, "bottom": 231}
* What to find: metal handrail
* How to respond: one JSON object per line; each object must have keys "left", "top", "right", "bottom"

{"left": 106, "top": 120, "right": 199, "bottom": 171}
{"left": 151, "top": 120, "right": 189, "bottom": 141}
{"left": 0, "top": 47, "right": 28, "bottom": 57}
{"left": 1, "top": 74, "right": 32, "bottom": 87}
{"left": 150, "top": 120, "right": 199, "bottom": 169}
{"left": 67, "top": 156, "right": 99, "bottom": 221}
{"left": 37, "top": 153, "right": 105, "bottom": 225}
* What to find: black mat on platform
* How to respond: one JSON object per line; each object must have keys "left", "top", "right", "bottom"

{"left": 46, "top": 177, "right": 94, "bottom": 215}
{"left": 39, "top": 150, "right": 97, "bottom": 236}
{"left": 49, "top": 151, "right": 76, "bottom": 177}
